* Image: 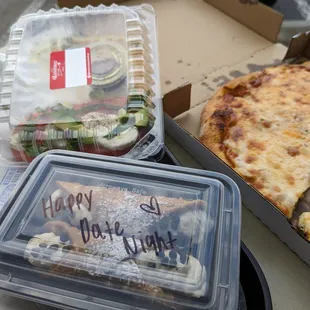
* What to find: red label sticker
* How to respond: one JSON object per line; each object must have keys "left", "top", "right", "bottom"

{"left": 50, "top": 50, "right": 65, "bottom": 90}
{"left": 50, "top": 48, "right": 92, "bottom": 90}
{"left": 86, "top": 47, "right": 92, "bottom": 86}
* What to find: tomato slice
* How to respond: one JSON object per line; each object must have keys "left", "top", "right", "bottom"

{"left": 11, "top": 148, "right": 35, "bottom": 163}
{"left": 81, "top": 141, "right": 132, "bottom": 157}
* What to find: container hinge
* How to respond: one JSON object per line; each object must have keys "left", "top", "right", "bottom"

{"left": 218, "top": 284, "right": 229, "bottom": 289}
{"left": 0, "top": 272, "right": 12, "bottom": 282}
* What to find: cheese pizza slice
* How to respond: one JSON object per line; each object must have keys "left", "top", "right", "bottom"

{"left": 200, "top": 63, "right": 310, "bottom": 219}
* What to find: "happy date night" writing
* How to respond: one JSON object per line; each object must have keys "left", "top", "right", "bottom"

{"left": 80, "top": 218, "right": 177, "bottom": 256}
{"left": 42, "top": 190, "right": 93, "bottom": 218}
{"left": 80, "top": 196, "right": 177, "bottom": 256}
{"left": 41, "top": 192, "right": 177, "bottom": 256}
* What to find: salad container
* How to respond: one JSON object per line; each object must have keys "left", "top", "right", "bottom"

{"left": 0, "top": 152, "right": 241, "bottom": 310}
{"left": 0, "top": 4, "right": 163, "bottom": 163}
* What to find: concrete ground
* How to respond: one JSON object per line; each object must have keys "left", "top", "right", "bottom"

{"left": 0, "top": 0, "right": 58, "bottom": 53}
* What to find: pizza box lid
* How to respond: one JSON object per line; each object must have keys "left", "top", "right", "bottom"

{"left": 0, "top": 152, "right": 241, "bottom": 310}
{"left": 0, "top": 4, "right": 163, "bottom": 163}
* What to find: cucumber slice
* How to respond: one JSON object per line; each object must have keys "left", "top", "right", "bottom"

{"left": 135, "top": 109, "right": 149, "bottom": 127}
{"left": 97, "top": 124, "right": 119, "bottom": 138}
{"left": 117, "top": 108, "right": 127, "bottom": 118}
{"left": 118, "top": 108, "right": 129, "bottom": 124}
{"left": 61, "top": 102, "right": 73, "bottom": 109}
{"left": 81, "top": 137, "right": 95, "bottom": 145}
{"left": 55, "top": 116, "right": 83, "bottom": 130}
{"left": 97, "top": 127, "right": 139, "bottom": 151}
{"left": 104, "top": 119, "right": 136, "bottom": 140}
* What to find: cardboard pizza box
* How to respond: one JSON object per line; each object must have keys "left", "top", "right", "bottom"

{"left": 57, "top": 0, "right": 310, "bottom": 265}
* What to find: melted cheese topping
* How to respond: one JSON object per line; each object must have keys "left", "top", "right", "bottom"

{"left": 200, "top": 64, "right": 310, "bottom": 218}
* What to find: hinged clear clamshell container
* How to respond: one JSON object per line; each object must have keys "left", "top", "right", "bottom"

{"left": 0, "top": 4, "right": 163, "bottom": 163}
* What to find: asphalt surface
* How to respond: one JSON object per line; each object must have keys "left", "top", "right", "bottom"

{"left": 0, "top": 0, "right": 58, "bottom": 51}
{"left": 272, "top": 0, "right": 306, "bottom": 20}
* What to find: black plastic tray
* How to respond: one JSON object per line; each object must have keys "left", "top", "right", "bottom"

{"left": 239, "top": 242, "right": 272, "bottom": 310}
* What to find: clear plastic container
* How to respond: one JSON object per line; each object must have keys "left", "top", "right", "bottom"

{"left": 129, "top": 55, "right": 154, "bottom": 75}
{"left": 0, "top": 4, "right": 163, "bottom": 163}
{"left": 0, "top": 151, "right": 241, "bottom": 310}
{"left": 128, "top": 34, "right": 151, "bottom": 46}
{"left": 0, "top": 159, "right": 27, "bottom": 211}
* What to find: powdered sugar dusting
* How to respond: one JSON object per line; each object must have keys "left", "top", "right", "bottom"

{"left": 92, "top": 189, "right": 191, "bottom": 237}
{"left": 78, "top": 233, "right": 144, "bottom": 282}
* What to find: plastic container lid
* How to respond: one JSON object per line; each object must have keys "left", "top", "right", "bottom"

{"left": 0, "top": 4, "right": 163, "bottom": 163}
{"left": 0, "top": 152, "right": 241, "bottom": 310}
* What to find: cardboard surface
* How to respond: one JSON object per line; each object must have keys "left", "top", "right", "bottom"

{"left": 283, "top": 31, "right": 310, "bottom": 61}
{"left": 59, "top": 0, "right": 279, "bottom": 96}
{"left": 205, "top": 0, "right": 283, "bottom": 43}
{"left": 155, "top": 0, "right": 272, "bottom": 95}
{"left": 162, "top": 84, "right": 191, "bottom": 119}
{"left": 59, "top": 0, "right": 283, "bottom": 45}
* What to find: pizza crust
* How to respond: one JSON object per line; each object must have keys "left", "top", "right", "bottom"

{"left": 200, "top": 63, "right": 310, "bottom": 219}
{"left": 298, "top": 212, "right": 310, "bottom": 241}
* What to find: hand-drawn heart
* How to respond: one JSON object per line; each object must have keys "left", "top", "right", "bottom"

{"left": 140, "top": 196, "right": 161, "bottom": 216}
